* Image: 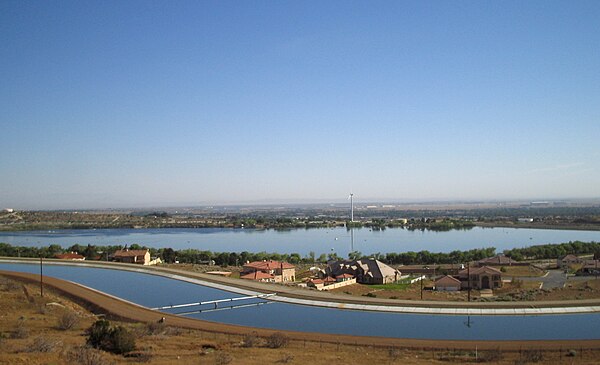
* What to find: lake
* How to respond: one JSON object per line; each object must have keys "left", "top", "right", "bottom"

{"left": 1, "top": 227, "right": 600, "bottom": 257}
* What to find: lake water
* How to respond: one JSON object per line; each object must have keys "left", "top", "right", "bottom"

{"left": 1, "top": 227, "right": 600, "bottom": 257}
{"left": 1, "top": 262, "right": 600, "bottom": 341}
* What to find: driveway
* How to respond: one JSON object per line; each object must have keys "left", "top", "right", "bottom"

{"left": 519, "top": 269, "right": 598, "bottom": 289}
{"left": 520, "top": 269, "right": 568, "bottom": 289}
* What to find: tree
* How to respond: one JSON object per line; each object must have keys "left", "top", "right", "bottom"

{"left": 161, "top": 248, "right": 176, "bottom": 263}
{"left": 348, "top": 251, "right": 362, "bottom": 260}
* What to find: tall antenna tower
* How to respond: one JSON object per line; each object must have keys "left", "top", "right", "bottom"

{"left": 348, "top": 193, "right": 354, "bottom": 222}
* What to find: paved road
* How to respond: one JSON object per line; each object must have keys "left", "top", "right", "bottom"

{"left": 521, "top": 269, "right": 593, "bottom": 289}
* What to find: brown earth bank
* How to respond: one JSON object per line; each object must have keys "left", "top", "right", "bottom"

{"left": 3, "top": 277, "right": 600, "bottom": 365}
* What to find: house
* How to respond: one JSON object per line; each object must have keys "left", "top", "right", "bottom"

{"left": 578, "top": 260, "right": 600, "bottom": 276}
{"left": 307, "top": 275, "right": 355, "bottom": 291}
{"left": 55, "top": 252, "right": 85, "bottom": 261}
{"left": 435, "top": 275, "right": 461, "bottom": 291}
{"left": 326, "top": 258, "right": 400, "bottom": 285}
{"left": 558, "top": 254, "right": 582, "bottom": 268}
{"left": 240, "top": 260, "right": 295, "bottom": 283}
{"left": 477, "top": 255, "right": 518, "bottom": 267}
{"left": 113, "top": 249, "right": 151, "bottom": 265}
{"left": 240, "top": 270, "right": 276, "bottom": 282}
{"left": 458, "top": 266, "right": 502, "bottom": 290}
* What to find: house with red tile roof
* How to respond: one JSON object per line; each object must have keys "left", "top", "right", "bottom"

{"left": 241, "top": 260, "right": 295, "bottom": 283}
{"left": 55, "top": 252, "right": 85, "bottom": 261}
{"left": 112, "top": 249, "right": 151, "bottom": 265}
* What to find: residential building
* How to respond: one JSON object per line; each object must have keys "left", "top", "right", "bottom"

{"left": 326, "top": 258, "right": 400, "bottom": 285}
{"left": 558, "top": 254, "right": 582, "bottom": 268}
{"left": 55, "top": 252, "right": 85, "bottom": 261}
{"left": 113, "top": 249, "right": 151, "bottom": 265}
{"left": 240, "top": 260, "right": 295, "bottom": 283}
{"left": 578, "top": 260, "right": 600, "bottom": 276}
{"left": 435, "top": 275, "right": 461, "bottom": 291}
{"left": 477, "top": 255, "right": 518, "bottom": 267}
{"left": 459, "top": 266, "right": 502, "bottom": 290}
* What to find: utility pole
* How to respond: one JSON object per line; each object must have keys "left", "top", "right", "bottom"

{"left": 39, "top": 256, "right": 44, "bottom": 297}
{"left": 348, "top": 193, "right": 354, "bottom": 222}
{"left": 467, "top": 262, "right": 471, "bottom": 302}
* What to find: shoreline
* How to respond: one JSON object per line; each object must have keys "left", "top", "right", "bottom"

{"left": 3, "top": 257, "right": 600, "bottom": 314}
{"left": 2, "top": 222, "right": 600, "bottom": 232}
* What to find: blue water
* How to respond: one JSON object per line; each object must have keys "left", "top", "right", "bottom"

{"left": 1, "top": 227, "right": 600, "bottom": 257}
{"left": 2, "top": 262, "right": 600, "bottom": 341}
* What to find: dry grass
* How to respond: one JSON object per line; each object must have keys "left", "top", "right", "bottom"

{"left": 501, "top": 265, "right": 545, "bottom": 277}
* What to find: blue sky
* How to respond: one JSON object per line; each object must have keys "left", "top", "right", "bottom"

{"left": 1, "top": 1, "right": 599, "bottom": 209}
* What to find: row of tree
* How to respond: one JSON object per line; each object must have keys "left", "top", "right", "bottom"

{"left": 1, "top": 241, "right": 597, "bottom": 266}
{"left": 503, "top": 240, "right": 600, "bottom": 261}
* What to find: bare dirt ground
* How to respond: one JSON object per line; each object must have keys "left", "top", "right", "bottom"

{"left": 2, "top": 274, "right": 600, "bottom": 365}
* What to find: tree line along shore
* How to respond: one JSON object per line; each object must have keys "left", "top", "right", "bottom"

{"left": 1, "top": 241, "right": 598, "bottom": 267}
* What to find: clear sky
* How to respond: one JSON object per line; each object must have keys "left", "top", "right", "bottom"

{"left": 1, "top": 1, "right": 599, "bottom": 209}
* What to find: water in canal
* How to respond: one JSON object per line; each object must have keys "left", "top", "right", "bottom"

{"left": 1, "top": 262, "right": 599, "bottom": 341}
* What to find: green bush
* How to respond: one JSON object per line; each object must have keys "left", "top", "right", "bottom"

{"left": 86, "top": 319, "right": 136, "bottom": 355}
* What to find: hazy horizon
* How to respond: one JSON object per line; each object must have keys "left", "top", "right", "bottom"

{"left": 5, "top": 196, "right": 600, "bottom": 212}
{"left": 2, "top": 2, "right": 599, "bottom": 210}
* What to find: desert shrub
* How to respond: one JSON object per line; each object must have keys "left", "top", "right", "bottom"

{"left": 27, "top": 336, "right": 62, "bottom": 352}
{"left": 86, "top": 319, "right": 136, "bottom": 354}
{"left": 478, "top": 348, "right": 503, "bottom": 362}
{"left": 12, "top": 319, "right": 29, "bottom": 339}
{"left": 522, "top": 349, "right": 543, "bottom": 363}
{"left": 277, "top": 353, "right": 294, "bottom": 363}
{"left": 242, "top": 331, "right": 259, "bottom": 348}
{"left": 66, "top": 345, "right": 115, "bottom": 365}
{"left": 57, "top": 310, "right": 80, "bottom": 330}
{"left": 144, "top": 321, "right": 166, "bottom": 336}
{"left": 109, "top": 326, "right": 136, "bottom": 354}
{"left": 364, "top": 292, "right": 377, "bottom": 297}
{"left": 266, "top": 332, "right": 289, "bottom": 349}
{"left": 215, "top": 351, "right": 232, "bottom": 365}
{"left": 388, "top": 347, "right": 402, "bottom": 360}
{"left": 0, "top": 277, "right": 20, "bottom": 291}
